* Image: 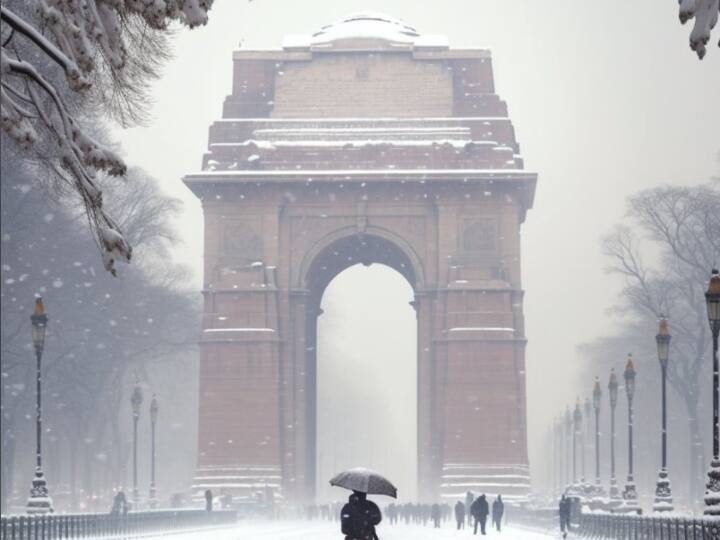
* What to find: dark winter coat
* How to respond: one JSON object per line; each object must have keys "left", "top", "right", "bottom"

{"left": 471, "top": 495, "right": 489, "bottom": 519}
{"left": 341, "top": 493, "right": 381, "bottom": 540}
{"left": 454, "top": 501, "right": 466, "bottom": 521}
{"left": 492, "top": 498, "right": 504, "bottom": 518}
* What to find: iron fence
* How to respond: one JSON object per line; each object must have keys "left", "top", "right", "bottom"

{"left": 0, "top": 509, "right": 237, "bottom": 540}
{"left": 576, "top": 513, "right": 719, "bottom": 540}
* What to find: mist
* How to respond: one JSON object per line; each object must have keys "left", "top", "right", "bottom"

{"left": 2, "top": 0, "right": 719, "bottom": 521}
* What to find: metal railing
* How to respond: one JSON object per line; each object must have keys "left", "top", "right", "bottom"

{"left": 0, "top": 509, "right": 237, "bottom": 540}
{"left": 576, "top": 513, "right": 720, "bottom": 540}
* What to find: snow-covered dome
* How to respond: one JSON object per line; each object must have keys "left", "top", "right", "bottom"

{"left": 282, "top": 12, "right": 448, "bottom": 52}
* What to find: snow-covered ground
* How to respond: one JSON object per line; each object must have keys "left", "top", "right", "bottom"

{"left": 144, "top": 520, "right": 558, "bottom": 540}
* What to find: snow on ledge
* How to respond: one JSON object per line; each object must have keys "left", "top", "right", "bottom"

{"left": 449, "top": 327, "right": 515, "bottom": 332}
{"left": 203, "top": 328, "right": 275, "bottom": 333}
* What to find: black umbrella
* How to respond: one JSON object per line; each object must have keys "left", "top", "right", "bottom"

{"left": 329, "top": 467, "right": 398, "bottom": 498}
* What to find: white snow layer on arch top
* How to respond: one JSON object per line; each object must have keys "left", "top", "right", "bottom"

{"left": 282, "top": 12, "right": 449, "bottom": 52}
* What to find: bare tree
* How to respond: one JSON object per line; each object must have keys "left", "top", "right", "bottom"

{"left": 0, "top": 0, "right": 213, "bottom": 275}
{"left": 0, "top": 136, "right": 199, "bottom": 511}
{"left": 600, "top": 180, "right": 719, "bottom": 503}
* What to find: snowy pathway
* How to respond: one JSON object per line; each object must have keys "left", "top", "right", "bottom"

{"left": 146, "top": 520, "right": 558, "bottom": 540}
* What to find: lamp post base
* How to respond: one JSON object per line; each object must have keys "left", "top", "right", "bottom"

{"left": 609, "top": 476, "right": 622, "bottom": 500}
{"left": 26, "top": 469, "right": 53, "bottom": 515}
{"left": 149, "top": 484, "right": 158, "bottom": 510}
{"left": 618, "top": 479, "right": 640, "bottom": 514}
{"left": 652, "top": 468, "right": 673, "bottom": 513}
{"left": 704, "top": 456, "right": 720, "bottom": 516}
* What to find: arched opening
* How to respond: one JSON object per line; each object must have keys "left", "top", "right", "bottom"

{"left": 300, "top": 233, "right": 422, "bottom": 501}
{"left": 315, "top": 263, "right": 417, "bottom": 501}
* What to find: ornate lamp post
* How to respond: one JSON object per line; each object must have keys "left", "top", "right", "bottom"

{"left": 584, "top": 397, "right": 592, "bottom": 494}
{"left": 565, "top": 406, "right": 573, "bottom": 490}
{"left": 592, "top": 378, "right": 604, "bottom": 498}
{"left": 608, "top": 370, "right": 620, "bottom": 501}
{"left": 573, "top": 399, "right": 582, "bottom": 493}
{"left": 653, "top": 317, "right": 673, "bottom": 512}
{"left": 622, "top": 354, "right": 639, "bottom": 513}
{"left": 705, "top": 269, "right": 720, "bottom": 515}
{"left": 131, "top": 384, "right": 143, "bottom": 507}
{"left": 149, "top": 395, "right": 159, "bottom": 509}
{"left": 26, "top": 298, "right": 53, "bottom": 514}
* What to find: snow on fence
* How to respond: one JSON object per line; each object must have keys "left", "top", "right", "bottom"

{"left": 504, "top": 504, "right": 720, "bottom": 540}
{"left": 576, "top": 513, "right": 719, "bottom": 540}
{"left": 0, "top": 509, "right": 237, "bottom": 540}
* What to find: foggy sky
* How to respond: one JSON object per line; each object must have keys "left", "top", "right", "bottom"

{"left": 113, "top": 0, "right": 720, "bottom": 494}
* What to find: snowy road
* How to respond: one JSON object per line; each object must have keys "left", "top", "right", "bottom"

{"left": 148, "top": 521, "right": 558, "bottom": 540}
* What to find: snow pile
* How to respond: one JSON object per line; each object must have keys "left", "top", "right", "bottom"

{"left": 678, "top": 0, "right": 719, "bottom": 59}
{"left": 283, "top": 12, "right": 448, "bottom": 51}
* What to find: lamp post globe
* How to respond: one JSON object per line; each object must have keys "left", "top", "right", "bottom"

{"left": 621, "top": 354, "right": 639, "bottom": 512}
{"left": 149, "top": 395, "right": 159, "bottom": 509}
{"left": 653, "top": 316, "right": 673, "bottom": 512}
{"left": 704, "top": 269, "right": 720, "bottom": 516}
{"left": 26, "top": 298, "right": 53, "bottom": 515}
{"left": 608, "top": 370, "right": 620, "bottom": 501}
{"left": 131, "top": 384, "right": 143, "bottom": 507}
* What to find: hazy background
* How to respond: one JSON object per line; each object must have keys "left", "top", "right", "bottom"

{"left": 113, "top": 0, "right": 720, "bottom": 497}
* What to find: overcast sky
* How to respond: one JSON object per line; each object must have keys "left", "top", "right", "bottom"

{"left": 114, "top": 1, "right": 719, "bottom": 496}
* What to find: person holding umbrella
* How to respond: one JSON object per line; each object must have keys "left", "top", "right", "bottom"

{"left": 330, "top": 467, "right": 397, "bottom": 540}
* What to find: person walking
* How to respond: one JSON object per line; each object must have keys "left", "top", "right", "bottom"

{"left": 204, "top": 489, "right": 213, "bottom": 512}
{"left": 431, "top": 503, "right": 441, "bottom": 528}
{"left": 454, "top": 500, "right": 465, "bottom": 529}
{"left": 492, "top": 495, "right": 504, "bottom": 532}
{"left": 471, "top": 494, "right": 489, "bottom": 535}
{"left": 558, "top": 494, "right": 570, "bottom": 538}
{"left": 340, "top": 491, "right": 382, "bottom": 540}
{"left": 465, "top": 491, "right": 475, "bottom": 527}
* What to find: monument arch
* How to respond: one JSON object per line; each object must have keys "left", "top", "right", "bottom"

{"left": 184, "top": 12, "right": 537, "bottom": 503}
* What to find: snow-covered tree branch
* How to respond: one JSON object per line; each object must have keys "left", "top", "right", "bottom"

{"left": 0, "top": 1, "right": 213, "bottom": 275}
{"left": 679, "top": 0, "right": 720, "bottom": 59}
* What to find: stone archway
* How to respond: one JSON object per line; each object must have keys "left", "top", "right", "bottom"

{"left": 299, "top": 232, "right": 423, "bottom": 500}
{"left": 184, "top": 13, "right": 537, "bottom": 503}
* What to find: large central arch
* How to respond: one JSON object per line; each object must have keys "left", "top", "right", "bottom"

{"left": 301, "top": 232, "right": 422, "bottom": 497}
{"left": 184, "top": 13, "right": 537, "bottom": 503}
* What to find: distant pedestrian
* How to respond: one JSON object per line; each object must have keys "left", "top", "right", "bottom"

{"left": 110, "top": 491, "right": 127, "bottom": 515}
{"left": 558, "top": 494, "right": 570, "bottom": 538}
{"left": 431, "top": 503, "right": 441, "bottom": 528}
{"left": 205, "top": 489, "right": 213, "bottom": 512}
{"left": 471, "top": 494, "right": 489, "bottom": 535}
{"left": 492, "top": 495, "right": 504, "bottom": 532}
{"left": 454, "top": 500, "right": 466, "bottom": 529}
{"left": 465, "top": 491, "right": 475, "bottom": 526}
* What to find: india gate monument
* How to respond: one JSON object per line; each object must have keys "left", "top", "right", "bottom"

{"left": 183, "top": 13, "right": 537, "bottom": 503}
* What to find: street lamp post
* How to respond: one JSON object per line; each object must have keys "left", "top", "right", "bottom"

{"left": 608, "top": 370, "right": 620, "bottom": 502}
{"left": 593, "top": 378, "right": 605, "bottom": 500}
{"left": 26, "top": 298, "right": 53, "bottom": 515}
{"left": 584, "top": 397, "right": 592, "bottom": 496}
{"left": 565, "top": 406, "right": 573, "bottom": 491}
{"left": 573, "top": 400, "right": 582, "bottom": 493}
{"left": 622, "top": 354, "right": 639, "bottom": 513}
{"left": 149, "top": 395, "right": 158, "bottom": 509}
{"left": 653, "top": 317, "right": 674, "bottom": 512}
{"left": 131, "top": 384, "right": 143, "bottom": 508}
{"left": 554, "top": 416, "right": 562, "bottom": 493}
{"left": 705, "top": 269, "right": 720, "bottom": 516}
